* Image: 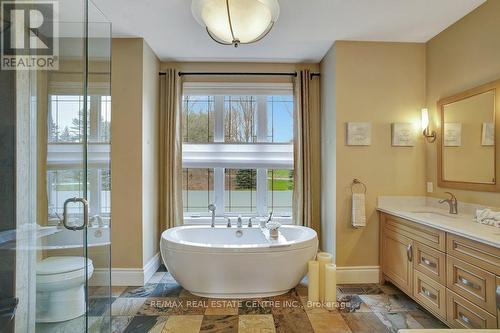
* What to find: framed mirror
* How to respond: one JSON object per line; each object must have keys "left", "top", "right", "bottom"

{"left": 437, "top": 79, "right": 500, "bottom": 192}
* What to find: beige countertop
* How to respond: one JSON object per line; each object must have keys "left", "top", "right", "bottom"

{"left": 377, "top": 196, "right": 500, "bottom": 248}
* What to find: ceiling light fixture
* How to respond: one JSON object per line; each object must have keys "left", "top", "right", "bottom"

{"left": 191, "top": 0, "right": 280, "bottom": 48}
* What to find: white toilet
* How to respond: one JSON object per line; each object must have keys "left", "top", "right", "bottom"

{"left": 36, "top": 256, "right": 94, "bottom": 323}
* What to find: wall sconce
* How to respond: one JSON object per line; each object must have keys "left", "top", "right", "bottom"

{"left": 421, "top": 108, "right": 436, "bottom": 143}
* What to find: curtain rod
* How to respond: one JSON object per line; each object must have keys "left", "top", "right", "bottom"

{"left": 158, "top": 71, "right": 320, "bottom": 78}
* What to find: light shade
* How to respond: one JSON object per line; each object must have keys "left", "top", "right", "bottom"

{"left": 421, "top": 108, "right": 430, "bottom": 131}
{"left": 192, "top": 0, "right": 280, "bottom": 47}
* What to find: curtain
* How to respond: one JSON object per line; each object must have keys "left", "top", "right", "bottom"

{"left": 159, "top": 69, "right": 184, "bottom": 230}
{"left": 293, "top": 70, "right": 321, "bottom": 235}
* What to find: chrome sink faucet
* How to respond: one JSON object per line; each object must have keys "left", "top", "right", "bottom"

{"left": 439, "top": 192, "right": 458, "bottom": 214}
{"left": 237, "top": 215, "right": 243, "bottom": 228}
{"left": 208, "top": 204, "right": 216, "bottom": 228}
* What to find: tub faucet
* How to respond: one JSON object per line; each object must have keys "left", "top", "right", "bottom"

{"left": 439, "top": 192, "right": 458, "bottom": 214}
{"left": 208, "top": 204, "right": 216, "bottom": 227}
{"left": 237, "top": 215, "right": 243, "bottom": 228}
{"left": 225, "top": 217, "right": 231, "bottom": 228}
{"left": 266, "top": 211, "right": 273, "bottom": 225}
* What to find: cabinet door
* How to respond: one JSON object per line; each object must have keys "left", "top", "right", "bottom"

{"left": 382, "top": 228, "right": 413, "bottom": 294}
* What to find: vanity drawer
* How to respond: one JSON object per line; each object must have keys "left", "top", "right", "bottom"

{"left": 446, "top": 290, "right": 497, "bottom": 329}
{"left": 414, "top": 242, "right": 446, "bottom": 285}
{"left": 447, "top": 234, "right": 500, "bottom": 276}
{"left": 413, "top": 270, "right": 446, "bottom": 319}
{"left": 446, "top": 255, "right": 497, "bottom": 314}
{"left": 382, "top": 214, "right": 446, "bottom": 251}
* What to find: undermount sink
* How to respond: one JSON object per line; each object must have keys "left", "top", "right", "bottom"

{"left": 408, "top": 211, "right": 459, "bottom": 219}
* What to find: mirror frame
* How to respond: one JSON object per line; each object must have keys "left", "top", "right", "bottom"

{"left": 437, "top": 79, "right": 500, "bottom": 192}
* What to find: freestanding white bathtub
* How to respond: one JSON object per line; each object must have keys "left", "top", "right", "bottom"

{"left": 160, "top": 225, "right": 318, "bottom": 298}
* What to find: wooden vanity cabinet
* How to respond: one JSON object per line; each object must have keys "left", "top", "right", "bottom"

{"left": 380, "top": 212, "right": 500, "bottom": 328}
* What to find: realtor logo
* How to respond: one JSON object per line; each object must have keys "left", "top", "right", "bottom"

{"left": 1, "top": 0, "right": 59, "bottom": 70}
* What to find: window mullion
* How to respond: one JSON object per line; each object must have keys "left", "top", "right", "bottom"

{"left": 256, "top": 96, "right": 268, "bottom": 215}
{"left": 214, "top": 96, "right": 225, "bottom": 215}
{"left": 89, "top": 96, "right": 99, "bottom": 142}
{"left": 88, "top": 168, "right": 99, "bottom": 216}
{"left": 257, "top": 168, "right": 267, "bottom": 216}
{"left": 214, "top": 168, "right": 224, "bottom": 217}
{"left": 214, "top": 96, "right": 224, "bottom": 142}
{"left": 257, "top": 96, "right": 267, "bottom": 142}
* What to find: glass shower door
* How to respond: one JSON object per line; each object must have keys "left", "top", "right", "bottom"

{"left": 40, "top": 0, "right": 112, "bottom": 331}
{"left": 0, "top": 0, "right": 111, "bottom": 331}
{"left": 86, "top": 1, "right": 112, "bottom": 331}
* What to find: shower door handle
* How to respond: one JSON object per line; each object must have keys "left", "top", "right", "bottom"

{"left": 63, "top": 197, "right": 89, "bottom": 231}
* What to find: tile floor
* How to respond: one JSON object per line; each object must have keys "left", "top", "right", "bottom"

{"left": 45, "top": 265, "right": 449, "bottom": 332}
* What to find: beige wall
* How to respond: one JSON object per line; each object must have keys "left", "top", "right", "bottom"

{"left": 321, "top": 41, "right": 427, "bottom": 266}
{"left": 111, "top": 38, "right": 160, "bottom": 268}
{"left": 111, "top": 38, "right": 144, "bottom": 268}
{"left": 426, "top": 0, "right": 500, "bottom": 206}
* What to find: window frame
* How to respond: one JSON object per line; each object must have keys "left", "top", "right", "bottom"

{"left": 182, "top": 82, "right": 294, "bottom": 221}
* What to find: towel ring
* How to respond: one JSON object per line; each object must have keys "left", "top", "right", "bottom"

{"left": 351, "top": 179, "right": 367, "bottom": 194}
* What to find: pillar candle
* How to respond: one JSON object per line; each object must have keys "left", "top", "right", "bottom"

{"left": 317, "top": 252, "right": 333, "bottom": 302}
{"left": 307, "top": 261, "right": 319, "bottom": 303}
{"left": 324, "top": 263, "right": 337, "bottom": 309}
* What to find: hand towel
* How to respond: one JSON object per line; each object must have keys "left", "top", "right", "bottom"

{"left": 352, "top": 193, "right": 366, "bottom": 227}
{"left": 474, "top": 208, "right": 500, "bottom": 227}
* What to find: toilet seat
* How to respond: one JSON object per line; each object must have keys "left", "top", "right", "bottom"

{"left": 37, "top": 257, "right": 94, "bottom": 284}
{"left": 37, "top": 256, "right": 93, "bottom": 275}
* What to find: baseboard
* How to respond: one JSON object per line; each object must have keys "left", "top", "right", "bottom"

{"left": 336, "top": 266, "right": 380, "bottom": 284}
{"left": 143, "top": 252, "right": 162, "bottom": 284}
{"left": 91, "top": 259, "right": 377, "bottom": 286}
{"left": 90, "top": 253, "right": 161, "bottom": 287}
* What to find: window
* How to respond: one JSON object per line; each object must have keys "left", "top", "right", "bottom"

{"left": 49, "top": 95, "right": 111, "bottom": 143}
{"left": 182, "top": 83, "right": 294, "bottom": 222}
{"left": 47, "top": 94, "right": 111, "bottom": 221}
